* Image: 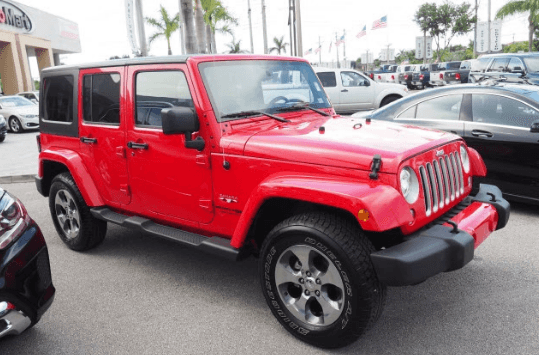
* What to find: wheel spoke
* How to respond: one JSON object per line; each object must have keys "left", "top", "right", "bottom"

{"left": 318, "top": 261, "right": 344, "bottom": 289}
{"left": 289, "top": 246, "right": 312, "bottom": 272}
{"left": 318, "top": 295, "right": 342, "bottom": 325}
{"left": 57, "top": 213, "right": 67, "bottom": 226}
{"left": 290, "top": 294, "right": 309, "bottom": 318}
{"left": 274, "top": 262, "right": 300, "bottom": 286}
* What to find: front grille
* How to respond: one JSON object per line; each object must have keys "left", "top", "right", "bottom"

{"left": 418, "top": 150, "right": 465, "bottom": 217}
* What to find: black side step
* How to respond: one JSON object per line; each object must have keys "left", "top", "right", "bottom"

{"left": 90, "top": 207, "right": 243, "bottom": 261}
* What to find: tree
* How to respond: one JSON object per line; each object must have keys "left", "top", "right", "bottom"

{"left": 269, "top": 36, "right": 289, "bottom": 54}
{"left": 194, "top": 0, "right": 206, "bottom": 53}
{"left": 201, "top": 0, "right": 238, "bottom": 53}
{"left": 180, "top": 0, "right": 197, "bottom": 54}
{"left": 226, "top": 38, "right": 247, "bottom": 53}
{"left": 146, "top": 5, "right": 180, "bottom": 55}
{"left": 496, "top": 0, "right": 539, "bottom": 53}
{"left": 503, "top": 41, "right": 533, "bottom": 52}
{"left": 414, "top": 2, "right": 476, "bottom": 61}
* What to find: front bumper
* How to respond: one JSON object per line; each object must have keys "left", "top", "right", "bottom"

{"left": 0, "top": 222, "right": 55, "bottom": 339}
{"left": 371, "top": 184, "right": 510, "bottom": 286}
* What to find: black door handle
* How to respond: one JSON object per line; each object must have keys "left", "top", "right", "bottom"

{"left": 127, "top": 141, "right": 149, "bottom": 150}
{"left": 341, "top": 89, "right": 348, "bottom": 92}
{"left": 80, "top": 137, "right": 97, "bottom": 144}
{"left": 450, "top": 131, "right": 458, "bottom": 134}
{"left": 471, "top": 130, "right": 493, "bottom": 138}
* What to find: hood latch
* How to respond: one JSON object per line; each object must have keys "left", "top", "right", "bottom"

{"left": 369, "top": 154, "right": 382, "bottom": 180}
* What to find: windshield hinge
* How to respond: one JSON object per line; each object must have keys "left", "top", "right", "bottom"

{"left": 369, "top": 154, "right": 382, "bottom": 180}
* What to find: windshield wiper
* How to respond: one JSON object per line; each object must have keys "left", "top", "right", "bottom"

{"left": 221, "top": 110, "right": 289, "bottom": 122}
{"left": 275, "top": 102, "right": 330, "bottom": 116}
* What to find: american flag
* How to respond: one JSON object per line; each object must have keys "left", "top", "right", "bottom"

{"left": 372, "top": 15, "right": 387, "bottom": 30}
{"left": 314, "top": 45, "right": 321, "bottom": 54}
{"left": 356, "top": 25, "right": 367, "bottom": 39}
{"left": 304, "top": 48, "right": 312, "bottom": 56}
{"left": 335, "top": 35, "right": 345, "bottom": 47}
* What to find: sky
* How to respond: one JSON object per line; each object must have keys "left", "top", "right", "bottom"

{"left": 17, "top": 0, "right": 533, "bottom": 66}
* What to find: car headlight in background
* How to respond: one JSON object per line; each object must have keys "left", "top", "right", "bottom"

{"left": 460, "top": 145, "right": 470, "bottom": 173}
{"left": 400, "top": 166, "right": 420, "bottom": 204}
{"left": 23, "top": 114, "right": 38, "bottom": 118}
{"left": 0, "top": 115, "right": 4, "bottom": 124}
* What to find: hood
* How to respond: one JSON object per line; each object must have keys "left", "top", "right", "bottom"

{"left": 4, "top": 105, "right": 38, "bottom": 115}
{"left": 221, "top": 116, "right": 459, "bottom": 174}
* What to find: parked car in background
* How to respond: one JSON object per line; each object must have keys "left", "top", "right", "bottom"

{"left": 315, "top": 67, "right": 408, "bottom": 113}
{"left": 369, "top": 64, "right": 397, "bottom": 82}
{"left": 0, "top": 115, "right": 6, "bottom": 142}
{"left": 399, "top": 64, "right": 421, "bottom": 89}
{"left": 411, "top": 63, "right": 439, "bottom": 89}
{"left": 469, "top": 53, "right": 539, "bottom": 85}
{"left": 429, "top": 62, "right": 462, "bottom": 86}
{"left": 468, "top": 57, "right": 492, "bottom": 82}
{"left": 16, "top": 91, "right": 39, "bottom": 103}
{"left": 352, "top": 83, "right": 539, "bottom": 204}
{"left": 0, "top": 186, "right": 55, "bottom": 338}
{"left": 443, "top": 60, "right": 471, "bottom": 85}
{"left": 0, "top": 96, "right": 39, "bottom": 133}
{"left": 382, "top": 65, "right": 411, "bottom": 84}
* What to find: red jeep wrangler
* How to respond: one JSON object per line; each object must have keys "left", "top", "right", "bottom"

{"left": 35, "top": 55, "right": 509, "bottom": 348}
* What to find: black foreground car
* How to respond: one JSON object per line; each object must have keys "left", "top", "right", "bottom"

{"left": 0, "top": 186, "right": 55, "bottom": 338}
{"left": 352, "top": 83, "right": 539, "bottom": 204}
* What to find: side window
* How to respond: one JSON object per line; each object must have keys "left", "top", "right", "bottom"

{"left": 416, "top": 95, "right": 463, "bottom": 120}
{"left": 135, "top": 71, "right": 194, "bottom": 128}
{"left": 43, "top": 75, "right": 74, "bottom": 122}
{"left": 472, "top": 94, "right": 539, "bottom": 128}
{"left": 397, "top": 105, "right": 416, "bottom": 118}
{"left": 460, "top": 61, "right": 471, "bottom": 70}
{"left": 82, "top": 73, "right": 121, "bottom": 125}
{"left": 507, "top": 58, "right": 524, "bottom": 72}
{"left": 317, "top": 72, "right": 337, "bottom": 87}
{"left": 340, "top": 71, "right": 364, "bottom": 87}
{"left": 488, "top": 58, "right": 510, "bottom": 72}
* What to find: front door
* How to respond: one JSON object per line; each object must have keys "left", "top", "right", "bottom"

{"left": 464, "top": 93, "right": 539, "bottom": 201}
{"left": 78, "top": 67, "right": 130, "bottom": 206}
{"left": 339, "top": 71, "right": 375, "bottom": 111}
{"left": 125, "top": 64, "right": 214, "bottom": 224}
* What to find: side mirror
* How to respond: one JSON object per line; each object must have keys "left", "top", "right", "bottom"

{"left": 363, "top": 79, "right": 370, "bottom": 86}
{"left": 161, "top": 107, "right": 205, "bottom": 151}
{"left": 531, "top": 120, "right": 539, "bottom": 133}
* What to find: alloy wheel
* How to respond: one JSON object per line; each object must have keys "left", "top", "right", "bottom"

{"left": 54, "top": 189, "right": 81, "bottom": 240}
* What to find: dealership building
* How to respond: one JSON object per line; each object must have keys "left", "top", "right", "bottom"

{"left": 0, "top": 0, "right": 80, "bottom": 95}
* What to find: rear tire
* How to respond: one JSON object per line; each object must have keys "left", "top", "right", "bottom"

{"left": 49, "top": 172, "right": 107, "bottom": 251}
{"left": 259, "top": 212, "right": 386, "bottom": 349}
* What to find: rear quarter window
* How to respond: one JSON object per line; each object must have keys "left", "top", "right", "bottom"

{"left": 43, "top": 75, "right": 74, "bottom": 122}
{"left": 317, "top": 72, "right": 337, "bottom": 87}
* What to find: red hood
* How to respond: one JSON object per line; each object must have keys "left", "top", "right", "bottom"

{"left": 219, "top": 116, "right": 460, "bottom": 174}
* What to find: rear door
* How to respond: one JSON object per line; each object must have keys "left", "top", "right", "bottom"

{"left": 78, "top": 67, "right": 130, "bottom": 206}
{"left": 464, "top": 93, "right": 539, "bottom": 200}
{"left": 395, "top": 94, "right": 465, "bottom": 136}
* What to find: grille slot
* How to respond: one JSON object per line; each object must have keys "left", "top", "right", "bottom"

{"left": 418, "top": 149, "right": 465, "bottom": 216}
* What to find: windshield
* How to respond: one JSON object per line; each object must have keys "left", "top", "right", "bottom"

{"left": 199, "top": 60, "right": 331, "bottom": 122}
{"left": 0, "top": 96, "right": 34, "bottom": 107}
{"left": 523, "top": 57, "right": 539, "bottom": 72}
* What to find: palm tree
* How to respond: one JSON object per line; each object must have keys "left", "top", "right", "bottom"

{"left": 201, "top": 0, "right": 238, "bottom": 53}
{"left": 146, "top": 5, "right": 180, "bottom": 55}
{"left": 269, "top": 36, "right": 289, "bottom": 55}
{"left": 194, "top": 0, "right": 207, "bottom": 53}
{"left": 496, "top": 1, "right": 539, "bottom": 52}
{"left": 180, "top": 0, "right": 197, "bottom": 54}
{"left": 226, "top": 38, "right": 247, "bottom": 53}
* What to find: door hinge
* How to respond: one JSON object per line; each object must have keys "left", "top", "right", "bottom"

{"left": 120, "top": 184, "right": 130, "bottom": 195}
{"left": 116, "top": 146, "right": 126, "bottom": 158}
{"left": 199, "top": 199, "right": 213, "bottom": 211}
{"left": 196, "top": 154, "right": 211, "bottom": 169}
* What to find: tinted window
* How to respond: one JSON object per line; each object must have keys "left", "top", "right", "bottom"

{"left": 397, "top": 105, "right": 416, "bottom": 118}
{"left": 488, "top": 58, "right": 510, "bottom": 72}
{"left": 82, "top": 73, "right": 121, "bottom": 124}
{"left": 43, "top": 75, "right": 73, "bottom": 122}
{"left": 341, "top": 71, "right": 365, "bottom": 87}
{"left": 460, "top": 61, "right": 471, "bottom": 69}
{"left": 471, "top": 58, "right": 491, "bottom": 72}
{"left": 416, "top": 95, "right": 463, "bottom": 120}
{"left": 507, "top": 58, "right": 524, "bottom": 72}
{"left": 135, "top": 71, "right": 193, "bottom": 128}
{"left": 472, "top": 94, "right": 539, "bottom": 128}
{"left": 317, "top": 72, "right": 337, "bottom": 87}
{"left": 446, "top": 62, "right": 461, "bottom": 70}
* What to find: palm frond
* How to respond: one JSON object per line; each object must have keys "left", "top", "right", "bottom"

{"left": 496, "top": 1, "right": 529, "bottom": 19}
{"left": 145, "top": 17, "right": 165, "bottom": 30}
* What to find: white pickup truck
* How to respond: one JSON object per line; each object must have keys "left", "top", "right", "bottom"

{"left": 314, "top": 67, "right": 408, "bottom": 114}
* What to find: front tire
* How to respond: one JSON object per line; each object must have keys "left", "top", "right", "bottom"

{"left": 259, "top": 213, "right": 386, "bottom": 348}
{"left": 9, "top": 116, "right": 22, "bottom": 133}
{"left": 49, "top": 172, "right": 107, "bottom": 251}
{"left": 380, "top": 95, "right": 401, "bottom": 107}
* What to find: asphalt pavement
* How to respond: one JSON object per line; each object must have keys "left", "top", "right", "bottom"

{"left": 0, "top": 130, "right": 40, "bottom": 181}
{"left": 1, "top": 181, "right": 538, "bottom": 355}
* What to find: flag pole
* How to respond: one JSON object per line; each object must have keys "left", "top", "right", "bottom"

{"left": 335, "top": 32, "right": 340, "bottom": 68}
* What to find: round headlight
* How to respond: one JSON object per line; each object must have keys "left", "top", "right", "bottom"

{"left": 460, "top": 145, "right": 470, "bottom": 173}
{"left": 400, "top": 166, "right": 419, "bottom": 204}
